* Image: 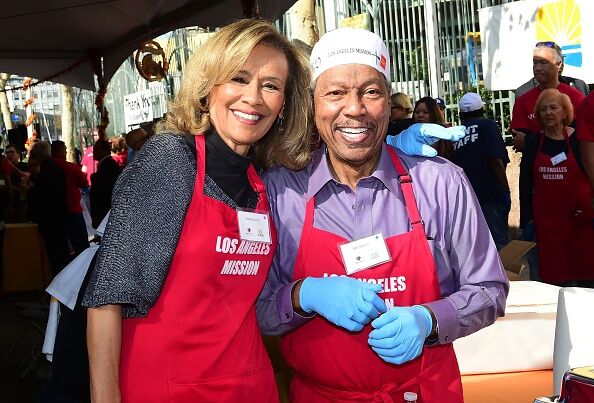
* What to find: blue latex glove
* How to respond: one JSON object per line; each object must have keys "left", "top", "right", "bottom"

{"left": 368, "top": 305, "right": 432, "bottom": 365}
{"left": 300, "top": 276, "right": 387, "bottom": 332}
{"left": 386, "top": 123, "right": 466, "bottom": 157}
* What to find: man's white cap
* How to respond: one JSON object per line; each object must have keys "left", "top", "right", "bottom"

{"left": 459, "top": 92, "right": 484, "bottom": 112}
{"left": 310, "top": 28, "right": 390, "bottom": 83}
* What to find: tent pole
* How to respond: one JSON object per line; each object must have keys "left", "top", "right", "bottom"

{"left": 93, "top": 54, "right": 109, "bottom": 140}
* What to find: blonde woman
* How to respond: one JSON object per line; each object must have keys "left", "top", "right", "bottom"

{"left": 387, "top": 92, "right": 414, "bottom": 136}
{"left": 82, "top": 19, "right": 312, "bottom": 402}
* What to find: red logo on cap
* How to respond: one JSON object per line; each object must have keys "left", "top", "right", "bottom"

{"left": 380, "top": 55, "right": 387, "bottom": 70}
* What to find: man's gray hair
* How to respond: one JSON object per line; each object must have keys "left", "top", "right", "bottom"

{"left": 534, "top": 46, "right": 562, "bottom": 64}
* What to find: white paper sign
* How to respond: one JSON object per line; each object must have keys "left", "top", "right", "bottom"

{"left": 123, "top": 89, "right": 153, "bottom": 129}
{"left": 479, "top": 0, "right": 594, "bottom": 90}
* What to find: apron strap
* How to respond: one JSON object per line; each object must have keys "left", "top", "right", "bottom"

{"left": 246, "top": 164, "right": 265, "bottom": 199}
{"left": 537, "top": 128, "right": 572, "bottom": 154}
{"left": 194, "top": 134, "right": 206, "bottom": 195}
{"left": 386, "top": 147, "right": 424, "bottom": 229}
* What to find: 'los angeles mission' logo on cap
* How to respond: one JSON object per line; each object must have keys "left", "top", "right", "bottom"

{"left": 322, "top": 47, "right": 387, "bottom": 71}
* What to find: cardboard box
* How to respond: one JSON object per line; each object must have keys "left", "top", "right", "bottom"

{"left": 454, "top": 281, "right": 560, "bottom": 375}
{"left": 498, "top": 240, "right": 536, "bottom": 281}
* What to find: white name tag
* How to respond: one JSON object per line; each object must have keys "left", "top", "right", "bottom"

{"left": 550, "top": 152, "right": 567, "bottom": 166}
{"left": 237, "top": 209, "right": 271, "bottom": 244}
{"left": 339, "top": 233, "right": 391, "bottom": 275}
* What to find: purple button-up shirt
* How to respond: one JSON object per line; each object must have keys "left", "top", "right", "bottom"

{"left": 256, "top": 143, "right": 509, "bottom": 344}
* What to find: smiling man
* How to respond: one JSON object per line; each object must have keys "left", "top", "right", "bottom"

{"left": 256, "top": 28, "right": 508, "bottom": 402}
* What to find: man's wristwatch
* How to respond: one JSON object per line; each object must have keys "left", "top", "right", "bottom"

{"left": 422, "top": 305, "right": 439, "bottom": 344}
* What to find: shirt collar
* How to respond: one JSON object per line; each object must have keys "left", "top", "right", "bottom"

{"left": 307, "top": 143, "right": 402, "bottom": 198}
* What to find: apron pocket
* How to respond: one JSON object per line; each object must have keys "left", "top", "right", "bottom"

{"left": 168, "top": 363, "right": 278, "bottom": 403}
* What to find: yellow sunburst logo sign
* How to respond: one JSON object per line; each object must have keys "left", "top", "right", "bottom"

{"left": 536, "top": 0, "right": 582, "bottom": 67}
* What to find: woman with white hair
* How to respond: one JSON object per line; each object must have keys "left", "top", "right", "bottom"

{"left": 523, "top": 88, "right": 594, "bottom": 286}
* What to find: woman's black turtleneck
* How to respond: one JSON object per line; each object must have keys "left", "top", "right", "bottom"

{"left": 204, "top": 129, "right": 256, "bottom": 208}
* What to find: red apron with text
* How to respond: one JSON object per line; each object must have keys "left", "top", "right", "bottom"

{"left": 281, "top": 148, "right": 463, "bottom": 403}
{"left": 532, "top": 131, "right": 594, "bottom": 284}
{"left": 120, "top": 135, "right": 279, "bottom": 402}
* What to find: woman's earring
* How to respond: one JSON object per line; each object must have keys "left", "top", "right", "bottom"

{"left": 199, "top": 97, "right": 209, "bottom": 115}
{"left": 277, "top": 115, "right": 284, "bottom": 133}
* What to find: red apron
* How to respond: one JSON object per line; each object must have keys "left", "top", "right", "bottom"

{"left": 532, "top": 130, "right": 594, "bottom": 284}
{"left": 281, "top": 148, "right": 462, "bottom": 403}
{"left": 120, "top": 135, "right": 279, "bottom": 402}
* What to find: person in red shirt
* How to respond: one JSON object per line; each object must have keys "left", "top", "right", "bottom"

{"left": 110, "top": 136, "right": 128, "bottom": 168}
{"left": 1, "top": 154, "right": 14, "bottom": 178}
{"left": 51, "top": 140, "right": 90, "bottom": 255}
{"left": 81, "top": 127, "right": 100, "bottom": 183}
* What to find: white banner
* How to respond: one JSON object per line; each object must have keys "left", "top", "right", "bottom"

{"left": 479, "top": 0, "right": 594, "bottom": 90}
{"left": 123, "top": 89, "right": 153, "bottom": 129}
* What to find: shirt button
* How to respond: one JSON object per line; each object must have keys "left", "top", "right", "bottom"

{"left": 351, "top": 204, "right": 355, "bottom": 209}
{"left": 285, "top": 313, "right": 290, "bottom": 319}
{"left": 445, "top": 336, "right": 449, "bottom": 341}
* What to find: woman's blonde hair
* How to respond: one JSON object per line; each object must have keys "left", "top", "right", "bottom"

{"left": 156, "top": 19, "right": 313, "bottom": 170}
{"left": 390, "top": 92, "right": 413, "bottom": 114}
{"left": 534, "top": 88, "right": 573, "bottom": 128}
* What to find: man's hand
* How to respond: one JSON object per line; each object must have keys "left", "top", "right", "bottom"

{"left": 387, "top": 123, "right": 466, "bottom": 157}
{"left": 299, "top": 276, "right": 387, "bottom": 332}
{"left": 368, "top": 305, "right": 432, "bottom": 365}
{"left": 510, "top": 129, "right": 527, "bottom": 152}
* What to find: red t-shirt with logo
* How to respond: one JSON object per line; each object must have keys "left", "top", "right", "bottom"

{"left": 81, "top": 145, "right": 96, "bottom": 183}
{"left": 577, "top": 92, "right": 594, "bottom": 142}
{"left": 511, "top": 82, "right": 585, "bottom": 134}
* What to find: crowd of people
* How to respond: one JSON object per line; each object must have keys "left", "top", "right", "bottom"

{"left": 0, "top": 18, "right": 592, "bottom": 403}
{"left": 0, "top": 127, "right": 150, "bottom": 281}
